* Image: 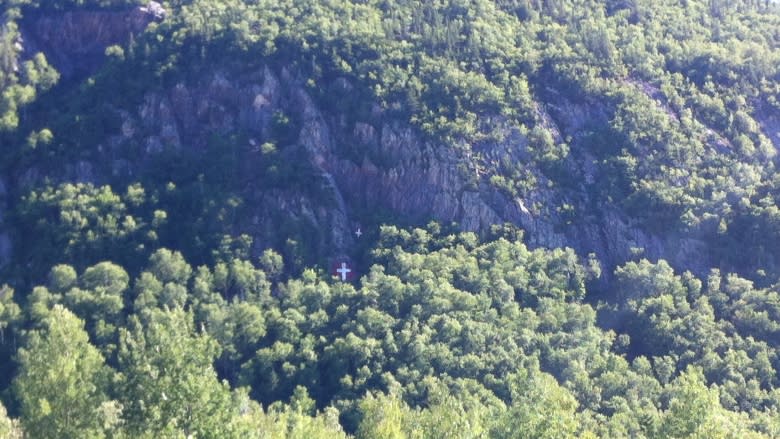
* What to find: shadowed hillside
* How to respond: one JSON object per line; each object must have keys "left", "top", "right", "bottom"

{"left": 1, "top": 0, "right": 780, "bottom": 437}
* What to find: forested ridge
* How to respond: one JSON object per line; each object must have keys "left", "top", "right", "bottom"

{"left": 2, "top": 0, "right": 780, "bottom": 437}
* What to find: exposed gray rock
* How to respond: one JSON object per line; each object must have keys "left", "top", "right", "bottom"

{"left": 0, "top": 234, "right": 10, "bottom": 269}
{"left": 170, "top": 84, "right": 196, "bottom": 135}
{"left": 73, "top": 161, "right": 95, "bottom": 183}
{"left": 7, "top": 0, "right": 780, "bottom": 284}
{"left": 58, "top": 66, "right": 675, "bottom": 274}
{"left": 140, "top": 93, "right": 182, "bottom": 149}
{"left": 18, "top": 167, "right": 41, "bottom": 191}
{"left": 145, "top": 136, "right": 164, "bottom": 155}
{"left": 755, "top": 104, "right": 780, "bottom": 153}
{"left": 0, "top": 177, "right": 9, "bottom": 268}
{"left": 20, "top": 1, "right": 167, "bottom": 79}
{"left": 12, "top": 61, "right": 772, "bottom": 279}
{"left": 460, "top": 191, "right": 502, "bottom": 232}
{"left": 139, "top": 1, "right": 167, "bottom": 21}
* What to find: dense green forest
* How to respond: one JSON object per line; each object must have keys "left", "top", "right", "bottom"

{"left": 3, "top": 0, "right": 780, "bottom": 437}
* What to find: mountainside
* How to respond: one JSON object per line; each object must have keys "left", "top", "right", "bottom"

{"left": 3, "top": 0, "right": 780, "bottom": 281}
{"left": 3, "top": 0, "right": 780, "bottom": 437}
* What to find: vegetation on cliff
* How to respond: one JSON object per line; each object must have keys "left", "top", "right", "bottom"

{"left": 2, "top": 0, "right": 780, "bottom": 437}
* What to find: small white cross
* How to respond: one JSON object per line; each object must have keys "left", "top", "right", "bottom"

{"left": 336, "top": 262, "right": 352, "bottom": 281}
{"left": 355, "top": 227, "right": 363, "bottom": 238}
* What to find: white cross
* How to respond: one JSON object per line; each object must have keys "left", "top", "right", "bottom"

{"left": 336, "top": 262, "right": 352, "bottom": 281}
{"left": 355, "top": 227, "right": 362, "bottom": 238}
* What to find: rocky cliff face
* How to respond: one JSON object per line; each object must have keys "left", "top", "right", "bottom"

{"left": 0, "top": 177, "right": 10, "bottom": 269}
{"left": 19, "top": 1, "right": 165, "bottom": 79}
{"left": 6, "top": 2, "right": 775, "bottom": 279}
{"left": 19, "top": 62, "right": 713, "bottom": 279}
{"left": 156, "top": 67, "right": 780, "bottom": 280}
{"left": 0, "top": 2, "right": 166, "bottom": 270}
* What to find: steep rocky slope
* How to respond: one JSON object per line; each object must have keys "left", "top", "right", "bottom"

{"left": 18, "top": 1, "right": 165, "bottom": 79}
{"left": 3, "top": 0, "right": 780, "bottom": 285}
{"left": 105, "top": 67, "right": 720, "bottom": 277}
{"left": 6, "top": 3, "right": 780, "bottom": 436}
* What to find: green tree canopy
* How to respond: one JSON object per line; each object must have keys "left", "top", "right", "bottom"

{"left": 12, "top": 305, "right": 118, "bottom": 438}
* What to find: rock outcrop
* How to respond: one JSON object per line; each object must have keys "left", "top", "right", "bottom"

{"left": 7, "top": 48, "right": 768, "bottom": 279}
{"left": 62, "top": 65, "right": 711, "bottom": 278}
{"left": 19, "top": 1, "right": 166, "bottom": 79}
{"left": 0, "top": 177, "right": 10, "bottom": 269}
{"left": 6, "top": 3, "right": 778, "bottom": 278}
